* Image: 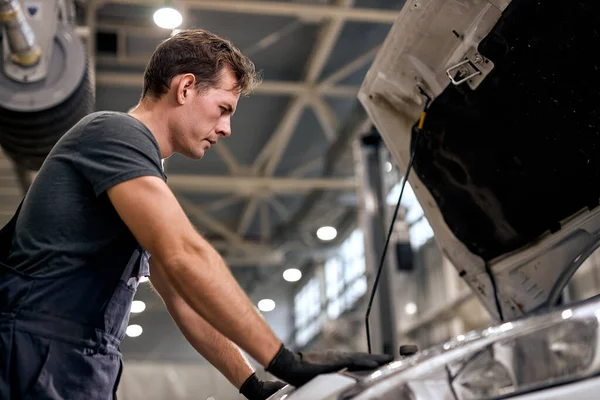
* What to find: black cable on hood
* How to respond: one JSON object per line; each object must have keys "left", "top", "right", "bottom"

{"left": 365, "top": 88, "right": 431, "bottom": 353}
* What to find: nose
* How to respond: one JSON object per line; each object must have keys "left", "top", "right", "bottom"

{"left": 216, "top": 116, "right": 231, "bottom": 138}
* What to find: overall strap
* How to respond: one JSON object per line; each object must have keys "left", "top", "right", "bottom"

{"left": 0, "top": 198, "right": 25, "bottom": 261}
{"left": 120, "top": 246, "right": 142, "bottom": 281}
{"left": 119, "top": 244, "right": 150, "bottom": 283}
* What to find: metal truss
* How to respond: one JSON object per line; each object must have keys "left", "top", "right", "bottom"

{"left": 101, "top": 0, "right": 398, "bottom": 24}
{"left": 82, "top": 0, "right": 399, "bottom": 267}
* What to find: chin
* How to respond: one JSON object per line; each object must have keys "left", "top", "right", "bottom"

{"left": 191, "top": 148, "right": 206, "bottom": 160}
{"left": 177, "top": 148, "right": 204, "bottom": 160}
{"left": 180, "top": 141, "right": 209, "bottom": 160}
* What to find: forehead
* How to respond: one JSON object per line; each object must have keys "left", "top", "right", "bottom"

{"left": 208, "top": 69, "right": 240, "bottom": 101}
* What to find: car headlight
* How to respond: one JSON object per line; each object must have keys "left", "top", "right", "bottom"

{"left": 450, "top": 316, "right": 598, "bottom": 400}
{"left": 453, "top": 347, "right": 514, "bottom": 399}
{"left": 344, "top": 297, "right": 600, "bottom": 400}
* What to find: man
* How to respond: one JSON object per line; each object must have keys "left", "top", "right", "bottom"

{"left": 0, "top": 29, "right": 392, "bottom": 399}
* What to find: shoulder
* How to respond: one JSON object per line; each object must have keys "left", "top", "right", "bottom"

{"left": 85, "top": 110, "right": 143, "bottom": 127}
{"left": 82, "top": 111, "right": 155, "bottom": 141}
{"left": 69, "top": 111, "right": 167, "bottom": 194}
{"left": 78, "top": 111, "right": 161, "bottom": 156}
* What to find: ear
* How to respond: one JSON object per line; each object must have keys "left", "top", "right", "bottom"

{"left": 175, "top": 73, "right": 196, "bottom": 105}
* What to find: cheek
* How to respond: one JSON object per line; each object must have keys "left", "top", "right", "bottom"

{"left": 193, "top": 103, "right": 217, "bottom": 125}
{"left": 200, "top": 112, "right": 221, "bottom": 132}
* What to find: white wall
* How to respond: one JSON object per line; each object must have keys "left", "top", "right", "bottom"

{"left": 303, "top": 237, "right": 493, "bottom": 354}
{"left": 116, "top": 362, "right": 242, "bottom": 400}
{"left": 391, "top": 239, "right": 490, "bottom": 349}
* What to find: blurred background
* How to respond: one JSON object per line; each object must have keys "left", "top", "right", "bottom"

{"left": 1, "top": 0, "right": 600, "bottom": 399}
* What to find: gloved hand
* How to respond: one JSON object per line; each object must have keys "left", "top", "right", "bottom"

{"left": 265, "top": 344, "right": 393, "bottom": 387}
{"left": 239, "top": 372, "right": 287, "bottom": 400}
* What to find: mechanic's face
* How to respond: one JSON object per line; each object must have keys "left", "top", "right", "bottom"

{"left": 176, "top": 67, "right": 239, "bottom": 159}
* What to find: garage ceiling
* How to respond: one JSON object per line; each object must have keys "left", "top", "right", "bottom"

{"left": 74, "top": 0, "right": 404, "bottom": 294}
{"left": 7, "top": 0, "right": 407, "bottom": 359}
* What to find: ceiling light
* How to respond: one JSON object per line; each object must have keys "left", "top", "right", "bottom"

{"left": 405, "top": 302, "right": 417, "bottom": 315}
{"left": 258, "top": 299, "right": 276, "bottom": 312}
{"left": 130, "top": 300, "right": 146, "bottom": 313}
{"left": 126, "top": 324, "right": 143, "bottom": 338}
{"left": 316, "top": 226, "right": 337, "bottom": 241}
{"left": 283, "top": 268, "right": 302, "bottom": 282}
{"left": 153, "top": 7, "right": 182, "bottom": 30}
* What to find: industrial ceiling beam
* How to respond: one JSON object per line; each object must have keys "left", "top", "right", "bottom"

{"left": 177, "top": 195, "right": 279, "bottom": 255}
{"left": 79, "top": 1, "right": 384, "bottom": 270}
{"left": 203, "top": 195, "right": 242, "bottom": 213}
{"left": 211, "top": 243, "right": 286, "bottom": 267}
{"left": 94, "top": 70, "right": 359, "bottom": 98}
{"left": 91, "top": 22, "right": 169, "bottom": 37}
{"left": 239, "top": 0, "right": 355, "bottom": 237}
{"left": 309, "top": 93, "right": 339, "bottom": 142}
{"left": 252, "top": 96, "right": 307, "bottom": 174}
{"left": 101, "top": 0, "right": 399, "bottom": 24}
{"left": 318, "top": 46, "right": 381, "bottom": 88}
{"left": 213, "top": 142, "right": 240, "bottom": 174}
{"left": 84, "top": 1, "right": 98, "bottom": 59}
{"left": 168, "top": 174, "right": 357, "bottom": 195}
{"left": 288, "top": 156, "right": 324, "bottom": 178}
{"left": 267, "top": 197, "right": 290, "bottom": 221}
{"left": 237, "top": 198, "right": 259, "bottom": 235}
{"left": 260, "top": 0, "right": 354, "bottom": 177}
{"left": 199, "top": 238, "right": 286, "bottom": 267}
{"left": 222, "top": 251, "right": 285, "bottom": 267}
{"left": 163, "top": 157, "right": 284, "bottom": 264}
{"left": 260, "top": 200, "right": 270, "bottom": 244}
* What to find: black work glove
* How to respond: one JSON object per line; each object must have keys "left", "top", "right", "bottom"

{"left": 239, "top": 372, "right": 287, "bottom": 400}
{"left": 265, "top": 344, "right": 393, "bottom": 387}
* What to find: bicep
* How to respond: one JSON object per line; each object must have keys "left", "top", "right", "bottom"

{"left": 106, "top": 175, "right": 202, "bottom": 266}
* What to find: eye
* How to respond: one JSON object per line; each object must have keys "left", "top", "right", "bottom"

{"left": 220, "top": 106, "right": 227, "bottom": 115}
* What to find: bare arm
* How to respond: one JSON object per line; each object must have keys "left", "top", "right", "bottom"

{"left": 106, "top": 176, "right": 281, "bottom": 366}
{"left": 148, "top": 256, "right": 255, "bottom": 388}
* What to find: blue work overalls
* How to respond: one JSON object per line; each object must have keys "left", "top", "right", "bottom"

{"left": 0, "top": 200, "right": 150, "bottom": 399}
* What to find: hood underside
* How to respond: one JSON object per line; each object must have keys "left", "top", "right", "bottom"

{"left": 413, "top": 0, "right": 600, "bottom": 261}
{"left": 360, "top": 0, "right": 600, "bottom": 320}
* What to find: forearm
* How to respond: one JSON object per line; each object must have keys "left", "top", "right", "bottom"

{"left": 155, "top": 245, "right": 281, "bottom": 367}
{"left": 167, "top": 292, "right": 255, "bottom": 387}
{"left": 150, "top": 259, "right": 256, "bottom": 387}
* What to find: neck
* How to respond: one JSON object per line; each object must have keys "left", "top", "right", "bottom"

{"left": 128, "top": 97, "right": 174, "bottom": 158}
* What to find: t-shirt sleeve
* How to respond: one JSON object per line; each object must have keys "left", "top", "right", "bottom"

{"left": 74, "top": 113, "right": 166, "bottom": 196}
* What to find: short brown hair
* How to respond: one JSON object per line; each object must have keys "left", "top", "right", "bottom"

{"left": 142, "top": 29, "right": 261, "bottom": 99}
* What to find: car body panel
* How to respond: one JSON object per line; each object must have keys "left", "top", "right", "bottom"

{"left": 269, "top": 0, "right": 600, "bottom": 398}
{"left": 358, "top": 0, "right": 600, "bottom": 320}
{"left": 269, "top": 294, "right": 600, "bottom": 399}
{"left": 267, "top": 374, "right": 356, "bottom": 400}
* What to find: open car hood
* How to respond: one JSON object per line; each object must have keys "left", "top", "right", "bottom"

{"left": 359, "top": 0, "right": 600, "bottom": 321}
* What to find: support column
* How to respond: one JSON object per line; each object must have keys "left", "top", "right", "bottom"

{"left": 354, "top": 127, "right": 398, "bottom": 357}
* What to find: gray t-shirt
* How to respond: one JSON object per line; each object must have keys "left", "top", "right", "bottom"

{"left": 6, "top": 111, "right": 167, "bottom": 278}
